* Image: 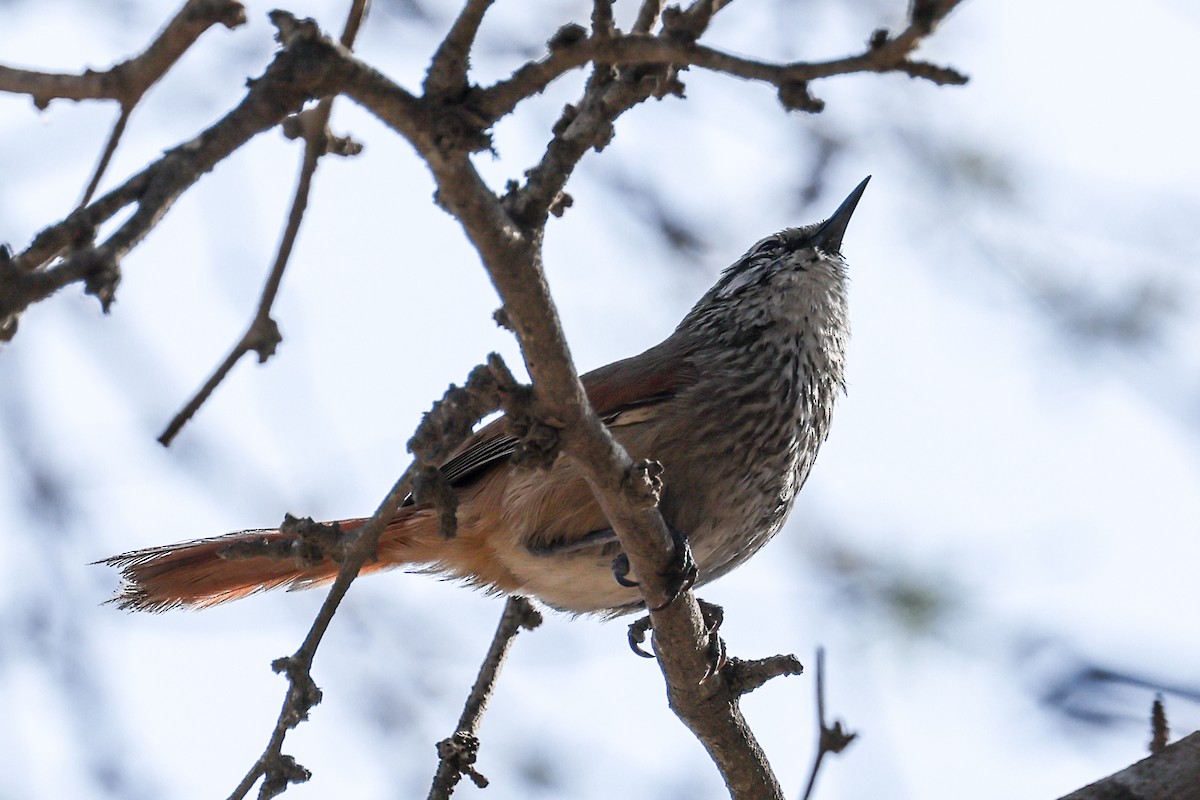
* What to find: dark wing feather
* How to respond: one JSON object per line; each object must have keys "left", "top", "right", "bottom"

{"left": 439, "top": 422, "right": 519, "bottom": 486}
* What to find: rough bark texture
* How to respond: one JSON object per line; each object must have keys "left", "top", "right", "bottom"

{"left": 1058, "top": 732, "right": 1200, "bottom": 800}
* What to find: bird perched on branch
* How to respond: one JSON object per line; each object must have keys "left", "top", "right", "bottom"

{"left": 101, "top": 178, "right": 869, "bottom": 616}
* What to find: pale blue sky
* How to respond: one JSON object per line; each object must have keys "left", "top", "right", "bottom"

{"left": 2, "top": 2, "right": 1198, "bottom": 798}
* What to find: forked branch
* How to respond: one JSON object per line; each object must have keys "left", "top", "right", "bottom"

{"left": 3, "top": 3, "right": 969, "bottom": 797}
{"left": 427, "top": 597, "right": 543, "bottom": 800}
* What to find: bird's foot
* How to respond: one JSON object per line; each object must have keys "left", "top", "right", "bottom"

{"left": 611, "top": 552, "right": 638, "bottom": 587}
{"left": 697, "top": 599, "right": 726, "bottom": 682}
{"left": 610, "top": 525, "right": 698, "bottom": 610}
{"left": 653, "top": 524, "right": 698, "bottom": 610}
{"left": 627, "top": 614, "right": 655, "bottom": 658}
{"left": 625, "top": 598, "right": 726, "bottom": 677}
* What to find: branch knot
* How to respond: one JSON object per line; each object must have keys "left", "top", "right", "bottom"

{"left": 547, "top": 23, "right": 588, "bottom": 52}
{"left": 247, "top": 316, "right": 282, "bottom": 362}
{"left": 81, "top": 250, "right": 121, "bottom": 312}
{"left": 624, "top": 459, "right": 665, "bottom": 509}
{"left": 269, "top": 11, "right": 323, "bottom": 48}
{"left": 413, "top": 465, "right": 459, "bottom": 538}
{"left": 270, "top": 654, "right": 324, "bottom": 728}
{"left": 435, "top": 732, "right": 489, "bottom": 790}
{"left": 777, "top": 80, "right": 825, "bottom": 114}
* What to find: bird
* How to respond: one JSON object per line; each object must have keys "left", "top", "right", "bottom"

{"left": 101, "top": 177, "right": 868, "bottom": 616}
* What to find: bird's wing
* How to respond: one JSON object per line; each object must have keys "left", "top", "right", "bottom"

{"left": 430, "top": 338, "right": 698, "bottom": 492}
{"left": 582, "top": 337, "right": 699, "bottom": 428}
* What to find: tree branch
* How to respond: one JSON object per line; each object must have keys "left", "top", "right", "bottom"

{"left": 79, "top": 103, "right": 134, "bottom": 207}
{"left": 0, "top": 16, "right": 359, "bottom": 337}
{"left": 799, "top": 648, "right": 857, "bottom": 800}
{"left": 0, "top": 0, "right": 246, "bottom": 110}
{"left": 158, "top": 0, "right": 370, "bottom": 446}
{"left": 7, "top": 5, "right": 971, "bottom": 796}
{"left": 1059, "top": 731, "right": 1200, "bottom": 800}
{"left": 228, "top": 356, "right": 514, "bottom": 799}
{"left": 427, "top": 596, "right": 543, "bottom": 800}
{"left": 411, "top": 51, "right": 790, "bottom": 800}
{"left": 423, "top": 0, "right": 495, "bottom": 98}
{"left": 475, "top": 1, "right": 967, "bottom": 123}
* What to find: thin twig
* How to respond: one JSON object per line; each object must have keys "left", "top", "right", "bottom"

{"left": 799, "top": 648, "right": 857, "bottom": 800}
{"left": 0, "top": 0, "right": 246, "bottom": 109}
{"left": 80, "top": 104, "right": 133, "bottom": 207}
{"left": 225, "top": 468, "right": 417, "bottom": 800}
{"left": 476, "top": 2, "right": 966, "bottom": 123}
{"left": 157, "top": 107, "right": 320, "bottom": 446}
{"left": 632, "top": 0, "right": 664, "bottom": 34}
{"left": 159, "top": 0, "right": 369, "bottom": 445}
{"left": 591, "top": 0, "right": 616, "bottom": 37}
{"left": 427, "top": 597, "right": 543, "bottom": 800}
{"left": 228, "top": 356, "right": 510, "bottom": 800}
{"left": 337, "top": 0, "right": 371, "bottom": 46}
{"left": 1, "top": 20, "right": 358, "bottom": 334}
{"left": 1150, "top": 694, "right": 1169, "bottom": 755}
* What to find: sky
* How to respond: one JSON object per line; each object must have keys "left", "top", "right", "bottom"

{"left": 1, "top": 1, "right": 1198, "bottom": 799}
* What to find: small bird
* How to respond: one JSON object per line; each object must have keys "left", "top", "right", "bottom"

{"left": 102, "top": 178, "right": 868, "bottom": 615}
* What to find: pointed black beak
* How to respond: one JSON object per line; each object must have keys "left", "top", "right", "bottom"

{"left": 810, "top": 176, "right": 870, "bottom": 255}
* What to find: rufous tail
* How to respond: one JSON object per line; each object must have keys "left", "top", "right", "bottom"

{"left": 99, "top": 510, "right": 442, "bottom": 612}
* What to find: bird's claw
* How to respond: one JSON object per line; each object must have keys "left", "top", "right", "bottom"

{"left": 697, "top": 599, "right": 727, "bottom": 682}
{"left": 611, "top": 525, "right": 696, "bottom": 609}
{"left": 625, "top": 598, "right": 727, "bottom": 678}
{"left": 649, "top": 525, "right": 698, "bottom": 611}
{"left": 627, "top": 614, "right": 655, "bottom": 658}
{"left": 611, "top": 553, "right": 639, "bottom": 587}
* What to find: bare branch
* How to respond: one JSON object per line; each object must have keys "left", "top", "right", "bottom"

{"left": 80, "top": 104, "right": 133, "bottom": 207}
{"left": 1, "top": 17, "right": 363, "bottom": 337}
{"left": 228, "top": 355, "right": 511, "bottom": 799}
{"left": 632, "top": 0, "right": 664, "bottom": 34}
{"left": 476, "top": 5, "right": 967, "bottom": 123}
{"left": 800, "top": 648, "right": 857, "bottom": 800}
{"left": 158, "top": 1, "right": 371, "bottom": 446}
{"left": 428, "top": 597, "right": 543, "bottom": 799}
{"left": 336, "top": 0, "right": 372, "bottom": 47}
{"left": 7, "top": 4, "right": 971, "bottom": 796}
{"left": 224, "top": 472, "right": 413, "bottom": 800}
{"left": 158, "top": 3, "right": 370, "bottom": 447}
{"left": 591, "top": 0, "right": 616, "bottom": 37}
{"left": 4, "top": 2, "right": 965, "bottom": 339}
{"left": 420, "top": 98, "right": 792, "bottom": 800}
{"left": 0, "top": 0, "right": 246, "bottom": 110}
{"left": 1060, "top": 731, "right": 1200, "bottom": 800}
{"left": 1150, "top": 694, "right": 1169, "bottom": 755}
{"left": 724, "top": 654, "right": 804, "bottom": 697}
{"left": 424, "top": 0, "right": 495, "bottom": 97}
{"left": 157, "top": 322, "right": 275, "bottom": 447}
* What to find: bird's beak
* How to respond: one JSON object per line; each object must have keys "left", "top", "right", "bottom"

{"left": 809, "top": 176, "right": 871, "bottom": 255}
